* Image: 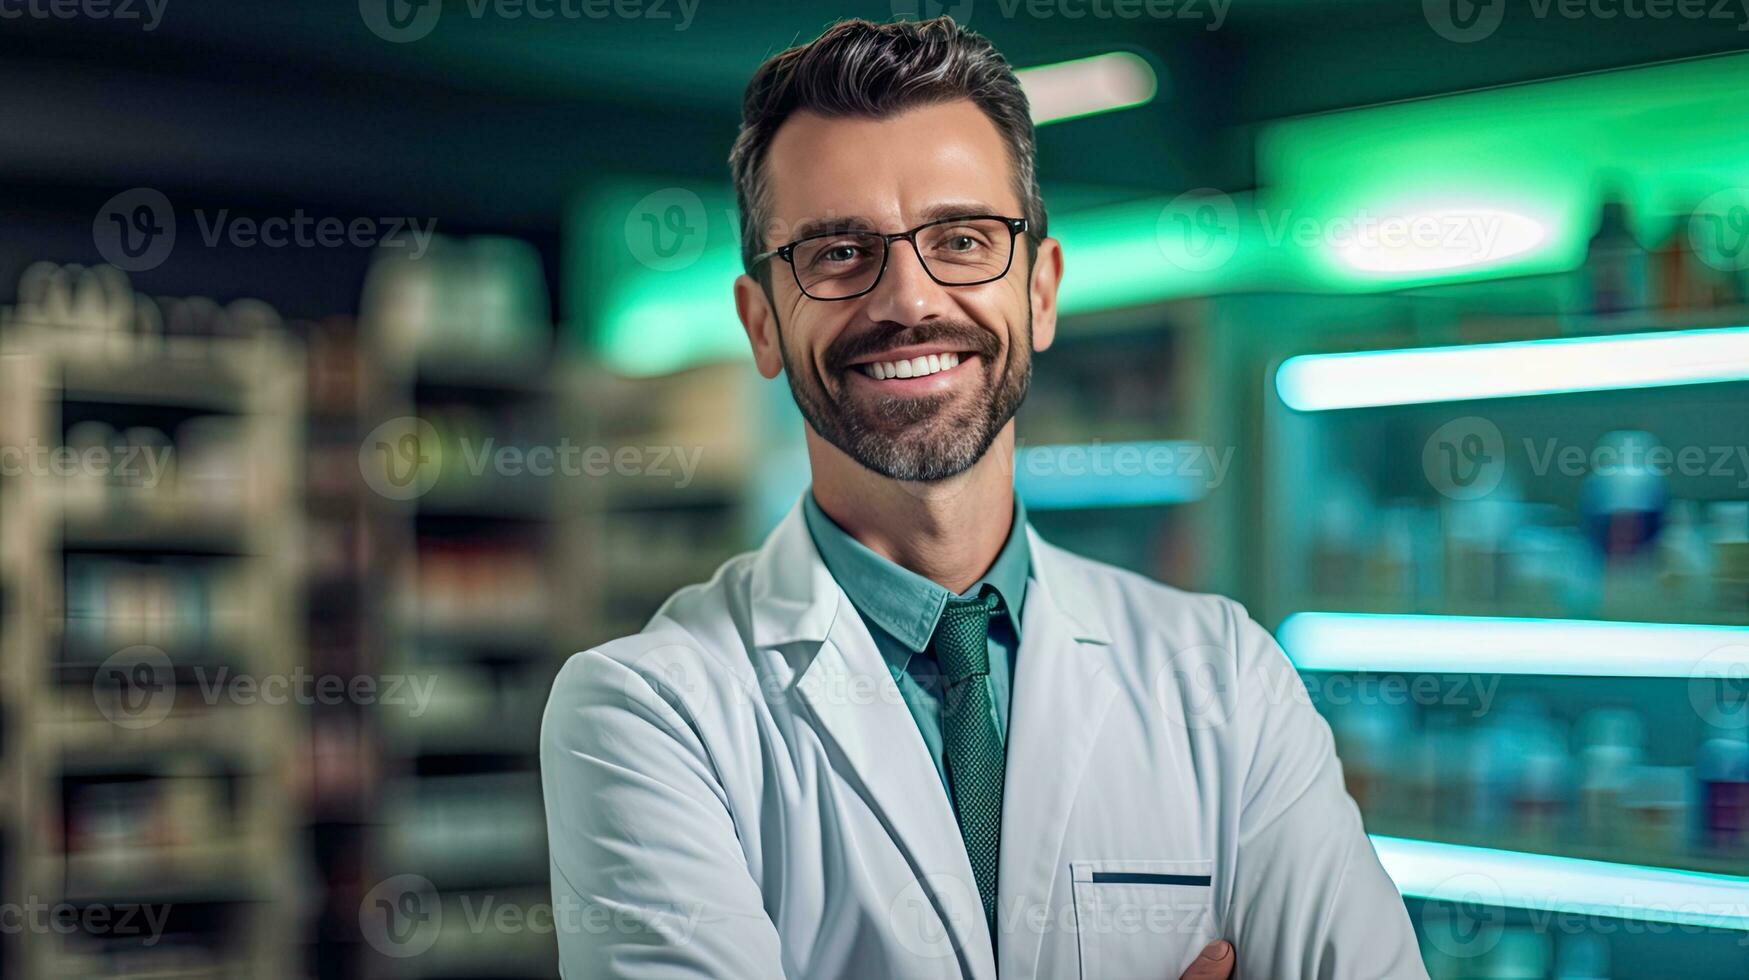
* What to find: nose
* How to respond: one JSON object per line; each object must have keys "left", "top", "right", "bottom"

{"left": 858, "top": 237, "right": 952, "bottom": 327}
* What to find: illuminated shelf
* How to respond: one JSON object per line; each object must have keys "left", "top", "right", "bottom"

{"left": 1281, "top": 592, "right": 1749, "bottom": 628}
{"left": 1372, "top": 835, "right": 1749, "bottom": 933}
{"left": 1276, "top": 325, "right": 1749, "bottom": 411}
{"left": 1368, "top": 817, "right": 1749, "bottom": 879}
{"left": 1279, "top": 612, "right": 1749, "bottom": 678}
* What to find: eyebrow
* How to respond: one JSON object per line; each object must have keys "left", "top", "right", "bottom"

{"left": 785, "top": 202, "right": 1001, "bottom": 242}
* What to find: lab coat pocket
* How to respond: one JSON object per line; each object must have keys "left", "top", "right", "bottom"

{"left": 1070, "top": 858, "right": 1217, "bottom": 980}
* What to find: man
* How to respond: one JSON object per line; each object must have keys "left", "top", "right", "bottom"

{"left": 542, "top": 17, "right": 1428, "bottom": 979}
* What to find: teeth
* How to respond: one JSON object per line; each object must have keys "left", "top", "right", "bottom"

{"left": 860, "top": 351, "right": 962, "bottom": 380}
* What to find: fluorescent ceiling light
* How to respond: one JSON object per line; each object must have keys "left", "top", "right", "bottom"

{"left": 1018, "top": 52, "right": 1158, "bottom": 126}
{"left": 1333, "top": 208, "right": 1546, "bottom": 274}
{"left": 1015, "top": 441, "right": 1209, "bottom": 510}
{"left": 1276, "top": 326, "right": 1749, "bottom": 411}
{"left": 1278, "top": 612, "right": 1749, "bottom": 678}
{"left": 1372, "top": 835, "right": 1749, "bottom": 932}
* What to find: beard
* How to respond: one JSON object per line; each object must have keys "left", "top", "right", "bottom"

{"left": 779, "top": 315, "right": 1032, "bottom": 483}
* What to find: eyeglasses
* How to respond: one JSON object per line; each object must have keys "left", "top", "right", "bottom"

{"left": 752, "top": 215, "right": 1028, "bottom": 302}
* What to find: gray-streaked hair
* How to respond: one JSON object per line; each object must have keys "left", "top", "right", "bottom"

{"left": 729, "top": 17, "right": 1047, "bottom": 275}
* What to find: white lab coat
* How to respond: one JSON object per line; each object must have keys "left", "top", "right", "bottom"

{"left": 541, "top": 501, "right": 1428, "bottom": 979}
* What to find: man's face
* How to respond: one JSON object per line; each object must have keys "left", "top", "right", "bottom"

{"left": 747, "top": 99, "right": 1054, "bottom": 483}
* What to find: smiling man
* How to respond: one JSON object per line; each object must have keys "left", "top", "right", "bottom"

{"left": 541, "top": 17, "right": 1428, "bottom": 980}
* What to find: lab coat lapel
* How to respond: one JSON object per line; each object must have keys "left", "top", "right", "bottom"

{"left": 755, "top": 503, "right": 998, "bottom": 980}
{"left": 998, "top": 534, "right": 1120, "bottom": 978}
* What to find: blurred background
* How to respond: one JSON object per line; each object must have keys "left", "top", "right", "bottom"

{"left": 1, "top": 0, "right": 1747, "bottom": 977}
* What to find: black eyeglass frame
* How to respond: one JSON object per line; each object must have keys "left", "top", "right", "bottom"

{"left": 751, "top": 214, "right": 1030, "bottom": 301}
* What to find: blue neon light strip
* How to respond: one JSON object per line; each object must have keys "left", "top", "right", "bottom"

{"left": 1279, "top": 612, "right": 1749, "bottom": 678}
{"left": 1014, "top": 441, "right": 1211, "bottom": 510}
{"left": 1371, "top": 835, "right": 1749, "bottom": 932}
{"left": 1276, "top": 326, "right": 1749, "bottom": 411}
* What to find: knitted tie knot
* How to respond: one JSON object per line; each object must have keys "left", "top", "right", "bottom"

{"left": 933, "top": 589, "right": 999, "bottom": 686}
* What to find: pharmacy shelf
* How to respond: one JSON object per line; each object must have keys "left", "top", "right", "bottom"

{"left": 1255, "top": 296, "right": 1749, "bottom": 973}
{"left": 0, "top": 349, "right": 41, "bottom": 980}
{"left": 359, "top": 241, "right": 579, "bottom": 980}
{"left": 1, "top": 273, "right": 306, "bottom": 980}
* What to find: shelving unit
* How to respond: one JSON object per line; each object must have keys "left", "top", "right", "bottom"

{"left": 0, "top": 267, "right": 306, "bottom": 979}
{"left": 1014, "top": 298, "right": 1238, "bottom": 595}
{"left": 1258, "top": 291, "right": 1749, "bottom": 978}
{"left": 357, "top": 239, "right": 584, "bottom": 979}
{"left": 0, "top": 348, "right": 41, "bottom": 980}
{"left": 570, "top": 360, "right": 790, "bottom": 646}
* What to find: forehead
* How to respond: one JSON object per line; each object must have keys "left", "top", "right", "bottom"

{"left": 763, "top": 99, "right": 1021, "bottom": 234}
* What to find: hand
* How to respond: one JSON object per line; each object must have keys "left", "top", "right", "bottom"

{"left": 1178, "top": 940, "right": 1234, "bottom": 979}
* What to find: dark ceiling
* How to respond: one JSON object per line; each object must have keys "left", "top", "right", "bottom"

{"left": 2, "top": 0, "right": 1745, "bottom": 314}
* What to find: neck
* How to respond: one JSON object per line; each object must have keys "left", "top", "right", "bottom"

{"left": 807, "top": 425, "right": 1018, "bottom": 595}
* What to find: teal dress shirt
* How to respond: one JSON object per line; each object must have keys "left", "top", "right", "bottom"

{"left": 801, "top": 490, "right": 1030, "bottom": 794}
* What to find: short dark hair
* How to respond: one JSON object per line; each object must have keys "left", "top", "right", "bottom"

{"left": 729, "top": 17, "right": 1047, "bottom": 274}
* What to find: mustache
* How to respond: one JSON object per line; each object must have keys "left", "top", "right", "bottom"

{"left": 824, "top": 322, "right": 1001, "bottom": 373}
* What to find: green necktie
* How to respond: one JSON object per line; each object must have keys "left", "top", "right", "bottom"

{"left": 931, "top": 589, "right": 1005, "bottom": 941}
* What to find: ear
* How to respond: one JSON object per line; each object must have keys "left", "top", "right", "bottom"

{"left": 1028, "top": 236, "right": 1063, "bottom": 353}
{"left": 734, "top": 272, "right": 785, "bottom": 379}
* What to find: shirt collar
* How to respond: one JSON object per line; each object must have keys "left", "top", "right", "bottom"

{"left": 801, "top": 489, "right": 1030, "bottom": 662}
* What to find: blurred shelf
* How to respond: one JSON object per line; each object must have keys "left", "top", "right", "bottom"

{"left": 411, "top": 352, "right": 554, "bottom": 395}
{"left": 50, "top": 841, "right": 270, "bottom": 903}
{"left": 416, "top": 485, "right": 556, "bottom": 521}
{"left": 1368, "top": 818, "right": 1749, "bottom": 879}
{"left": 60, "top": 510, "right": 253, "bottom": 554}
{"left": 3, "top": 271, "right": 306, "bottom": 979}
{"left": 40, "top": 702, "right": 278, "bottom": 769}
{"left": 59, "top": 358, "right": 253, "bottom": 413}
{"left": 408, "top": 889, "right": 559, "bottom": 979}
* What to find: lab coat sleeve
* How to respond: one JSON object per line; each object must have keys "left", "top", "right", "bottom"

{"left": 1224, "top": 606, "right": 1429, "bottom": 980}
{"left": 540, "top": 645, "right": 786, "bottom": 979}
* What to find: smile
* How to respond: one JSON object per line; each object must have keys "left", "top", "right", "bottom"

{"left": 858, "top": 351, "right": 962, "bottom": 380}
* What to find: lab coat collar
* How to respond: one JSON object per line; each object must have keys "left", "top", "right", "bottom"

{"left": 1023, "top": 529, "right": 1113, "bottom": 646}
{"left": 750, "top": 495, "right": 1112, "bottom": 652}
{"left": 750, "top": 495, "right": 1118, "bottom": 980}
